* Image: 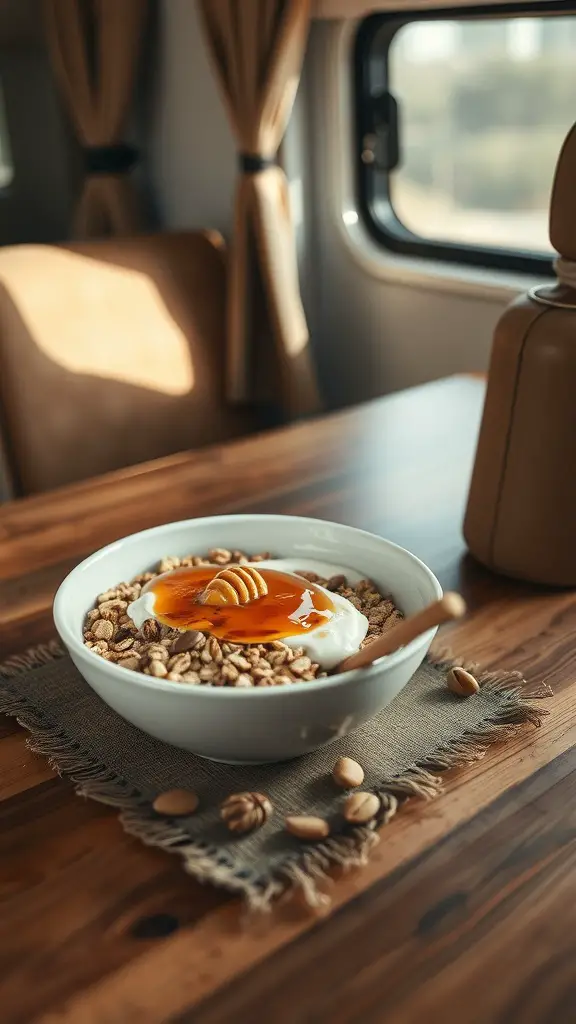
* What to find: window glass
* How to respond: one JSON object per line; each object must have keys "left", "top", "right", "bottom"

{"left": 357, "top": 9, "right": 576, "bottom": 268}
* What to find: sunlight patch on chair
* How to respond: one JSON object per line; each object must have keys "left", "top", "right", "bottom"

{"left": 1, "top": 249, "right": 195, "bottom": 396}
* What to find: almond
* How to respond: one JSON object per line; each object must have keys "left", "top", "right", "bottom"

{"left": 285, "top": 815, "right": 330, "bottom": 840}
{"left": 343, "top": 791, "right": 380, "bottom": 824}
{"left": 447, "top": 667, "right": 480, "bottom": 697}
{"left": 153, "top": 789, "right": 199, "bottom": 816}
{"left": 332, "top": 756, "right": 365, "bottom": 789}
{"left": 171, "top": 629, "right": 203, "bottom": 654}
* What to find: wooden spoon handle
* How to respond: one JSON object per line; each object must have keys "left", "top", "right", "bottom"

{"left": 337, "top": 592, "right": 466, "bottom": 674}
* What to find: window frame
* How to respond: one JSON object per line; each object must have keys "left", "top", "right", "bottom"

{"left": 354, "top": 1, "right": 576, "bottom": 277}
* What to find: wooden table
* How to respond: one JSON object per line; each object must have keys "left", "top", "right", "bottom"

{"left": 1, "top": 375, "right": 575, "bottom": 1023}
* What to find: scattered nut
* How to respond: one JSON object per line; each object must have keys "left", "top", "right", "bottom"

{"left": 447, "top": 667, "right": 480, "bottom": 697}
{"left": 221, "top": 792, "right": 272, "bottom": 833}
{"left": 343, "top": 791, "right": 380, "bottom": 824}
{"left": 153, "top": 789, "right": 199, "bottom": 816}
{"left": 332, "top": 756, "right": 365, "bottom": 789}
{"left": 285, "top": 815, "right": 330, "bottom": 840}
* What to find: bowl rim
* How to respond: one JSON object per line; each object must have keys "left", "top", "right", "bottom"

{"left": 53, "top": 514, "right": 442, "bottom": 698}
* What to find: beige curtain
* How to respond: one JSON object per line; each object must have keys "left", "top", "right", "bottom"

{"left": 199, "top": 0, "right": 320, "bottom": 417}
{"left": 43, "top": 0, "right": 147, "bottom": 238}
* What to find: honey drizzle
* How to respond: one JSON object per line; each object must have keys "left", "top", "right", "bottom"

{"left": 145, "top": 566, "right": 335, "bottom": 642}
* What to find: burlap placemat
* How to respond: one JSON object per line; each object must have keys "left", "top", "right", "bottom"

{"left": 0, "top": 642, "right": 548, "bottom": 908}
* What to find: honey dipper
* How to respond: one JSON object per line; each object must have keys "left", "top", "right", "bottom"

{"left": 336, "top": 592, "right": 466, "bottom": 674}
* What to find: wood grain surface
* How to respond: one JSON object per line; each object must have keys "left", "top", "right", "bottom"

{"left": 1, "top": 376, "right": 574, "bottom": 1024}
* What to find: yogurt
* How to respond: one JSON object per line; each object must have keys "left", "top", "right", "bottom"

{"left": 128, "top": 558, "right": 368, "bottom": 670}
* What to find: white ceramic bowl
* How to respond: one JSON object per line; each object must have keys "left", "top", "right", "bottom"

{"left": 53, "top": 515, "right": 442, "bottom": 764}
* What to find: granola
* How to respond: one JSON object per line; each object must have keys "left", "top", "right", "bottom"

{"left": 82, "top": 549, "right": 402, "bottom": 687}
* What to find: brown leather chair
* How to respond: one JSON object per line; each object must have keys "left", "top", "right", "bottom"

{"left": 0, "top": 231, "right": 256, "bottom": 495}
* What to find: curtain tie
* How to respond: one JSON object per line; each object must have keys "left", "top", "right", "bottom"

{"left": 238, "top": 153, "right": 277, "bottom": 174}
{"left": 84, "top": 144, "right": 139, "bottom": 176}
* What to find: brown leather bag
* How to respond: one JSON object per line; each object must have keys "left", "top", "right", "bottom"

{"left": 464, "top": 125, "right": 576, "bottom": 586}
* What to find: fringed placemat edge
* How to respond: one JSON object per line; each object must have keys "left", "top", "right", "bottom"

{"left": 0, "top": 641, "right": 550, "bottom": 911}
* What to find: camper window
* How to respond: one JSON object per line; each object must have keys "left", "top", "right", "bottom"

{"left": 355, "top": 3, "right": 576, "bottom": 275}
